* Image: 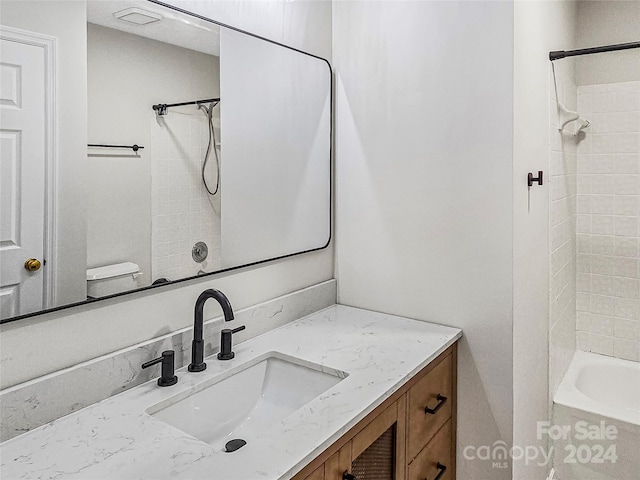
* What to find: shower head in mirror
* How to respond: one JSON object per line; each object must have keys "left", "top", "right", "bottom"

{"left": 198, "top": 99, "right": 220, "bottom": 108}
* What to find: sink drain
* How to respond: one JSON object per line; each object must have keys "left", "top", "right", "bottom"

{"left": 225, "top": 439, "right": 247, "bottom": 453}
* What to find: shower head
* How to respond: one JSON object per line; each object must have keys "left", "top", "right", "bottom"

{"left": 574, "top": 117, "right": 590, "bottom": 135}
{"left": 197, "top": 99, "right": 220, "bottom": 110}
{"left": 557, "top": 102, "right": 590, "bottom": 135}
{"left": 197, "top": 100, "right": 220, "bottom": 119}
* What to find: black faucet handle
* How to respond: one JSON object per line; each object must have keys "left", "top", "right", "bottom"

{"left": 217, "top": 326, "right": 246, "bottom": 361}
{"left": 142, "top": 350, "right": 178, "bottom": 387}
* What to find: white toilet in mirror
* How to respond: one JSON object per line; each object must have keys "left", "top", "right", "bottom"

{"left": 86, "top": 262, "right": 141, "bottom": 298}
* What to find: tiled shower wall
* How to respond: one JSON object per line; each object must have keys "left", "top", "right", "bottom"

{"left": 575, "top": 81, "right": 640, "bottom": 362}
{"left": 150, "top": 109, "right": 222, "bottom": 283}
{"left": 549, "top": 65, "right": 578, "bottom": 396}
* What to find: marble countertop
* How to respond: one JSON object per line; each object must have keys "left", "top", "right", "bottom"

{"left": 0, "top": 305, "right": 462, "bottom": 480}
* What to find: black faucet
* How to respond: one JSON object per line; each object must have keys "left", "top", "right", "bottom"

{"left": 188, "top": 289, "right": 234, "bottom": 372}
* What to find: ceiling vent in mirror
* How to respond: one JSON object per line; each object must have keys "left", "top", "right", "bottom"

{"left": 113, "top": 8, "right": 163, "bottom": 26}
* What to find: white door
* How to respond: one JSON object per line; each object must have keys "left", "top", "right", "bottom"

{"left": 0, "top": 34, "right": 47, "bottom": 319}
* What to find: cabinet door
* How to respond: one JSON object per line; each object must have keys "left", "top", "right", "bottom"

{"left": 325, "top": 443, "right": 353, "bottom": 480}
{"left": 351, "top": 424, "right": 396, "bottom": 480}
{"left": 342, "top": 399, "right": 406, "bottom": 480}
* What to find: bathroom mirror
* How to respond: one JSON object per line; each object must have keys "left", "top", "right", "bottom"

{"left": 0, "top": 0, "right": 331, "bottom": 323}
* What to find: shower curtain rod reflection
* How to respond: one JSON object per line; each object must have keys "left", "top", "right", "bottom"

{"left": 550, "top": 41, "right": 640, "bottom": 61}
{"left": 152, "top": 97, "right": 220, "bottom": 116}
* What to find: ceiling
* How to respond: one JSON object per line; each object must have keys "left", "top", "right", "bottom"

{"left": 87, "top": 1, "right": 221, "bottom": 57}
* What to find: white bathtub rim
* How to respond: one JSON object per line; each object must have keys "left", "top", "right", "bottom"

{"left": 554, "top": 350, "right": 640, "bottom": 428}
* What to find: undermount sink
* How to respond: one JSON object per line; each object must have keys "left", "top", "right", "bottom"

{"left": 146, "top": 352, "right": 347, "bottom": 449}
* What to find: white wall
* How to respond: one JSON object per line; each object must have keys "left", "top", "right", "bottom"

{"left": 333, "top": 2, "right": 513, "bottom": 478}
{"left": 0, "top": 1, "right": 88, "bottom": 307}
{"left": 576, "top": 1, "right": 640, "bottom": 86}
{"left": 514, "top": 4, "right": 552, "bottom": 479}
{"left": 514, "top": 3, "right": 577, "bottom": 479}
{"left": 0, "top": 0, "right": 333, "bottom": 390}
{"left": 219, "top": 28, "right": 331, "bottom": 268}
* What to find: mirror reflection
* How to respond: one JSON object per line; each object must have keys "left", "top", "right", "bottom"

{"left": 86, "top": 2, "right": 223, "bottom": 288}
{"left": 0, "top": 0, "right": 331, "bottom": 321}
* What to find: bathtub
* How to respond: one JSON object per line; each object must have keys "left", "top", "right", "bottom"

{"left": 553, "top": 351, "right": 640, "bottom": 480}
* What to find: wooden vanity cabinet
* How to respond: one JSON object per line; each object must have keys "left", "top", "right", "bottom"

{"left": 292, "top": 344, "right": 457, "bottom": 480}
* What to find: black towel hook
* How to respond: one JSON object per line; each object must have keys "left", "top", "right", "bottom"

{"left": 528, "top": 171, "right": 543, "bottom": 187}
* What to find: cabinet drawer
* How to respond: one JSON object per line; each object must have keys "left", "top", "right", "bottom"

{"left": 407, "top": 354, "right": 452, "bottom": 461}
{"left": 407, "top": 420, "right": 452, "bottom": 480}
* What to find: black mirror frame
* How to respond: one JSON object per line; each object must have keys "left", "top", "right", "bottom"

{"left": 0, "top": 0, "right": 333, "bottom": 325}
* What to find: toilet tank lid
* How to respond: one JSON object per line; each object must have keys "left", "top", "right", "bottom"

{"left": 87, "top": 262, "right": 140, "bottom": 281}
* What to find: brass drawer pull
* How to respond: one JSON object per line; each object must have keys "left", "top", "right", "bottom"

{"left": 423, "top": 394, "right": 447, "bottom": 415}
{"left": 425, "top": 462, "right": 447, "bottom": 480}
